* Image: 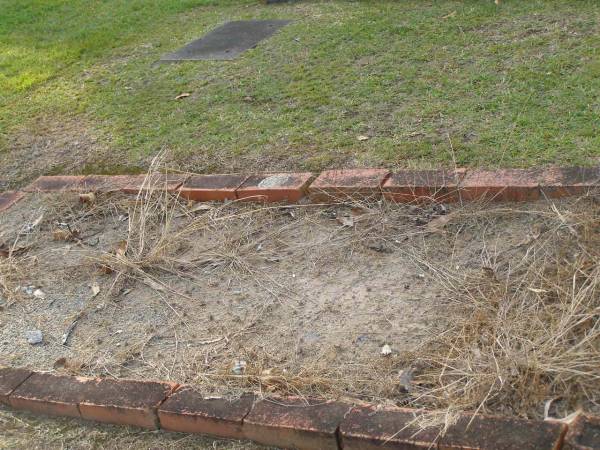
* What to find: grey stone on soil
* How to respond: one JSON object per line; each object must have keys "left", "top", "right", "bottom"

{"left": 258, "top": 174, "right": 293, "bottom": 189}
{"left": 25, "top": 330, "right": 43, "bottom": 345}
{"left": 160, "top": 20, "right": 291, "bottom": 62}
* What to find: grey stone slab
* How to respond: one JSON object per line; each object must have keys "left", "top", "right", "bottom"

{"left": 160, "top": 20, "right": 291, "bottom": 61}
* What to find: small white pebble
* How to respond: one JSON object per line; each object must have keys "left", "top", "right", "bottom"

{"left": 381, "top": 344, "right": 392, "bottom": 356}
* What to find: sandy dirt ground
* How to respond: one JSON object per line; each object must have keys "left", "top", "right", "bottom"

{"left": 1, "top": 190, "right": 598, "bottom": 448}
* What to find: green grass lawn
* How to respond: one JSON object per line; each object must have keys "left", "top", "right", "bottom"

{"left": 1, "top": 0, "right": 599, "bottom": 186}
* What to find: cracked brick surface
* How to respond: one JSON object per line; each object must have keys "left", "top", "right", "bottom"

{"left": 0, "top": 191, "right": 25, "bottom": 212}
{"left": 564, "top": 414, "right": 600, "bottom": 450}
{"left": 0, "top": 368, "right": 596, "bottom": 449}
{"left": 0, "top": 367, "right": 32, "bottom": 405}
{"left": 309, "top": 168, "right": 390, "bottom": 202}
{"left": 383, "top": 169, "right": 465, "bottom": 203}
{"left": 159, "top": 387, "right": 254, "bottom": 439}
{"left": 236, "top": 172, "right": 313, "bottom": 202}
{"left": 243, "top": 397, "right": 351, "bottom": 450}
{"left": 179, "top": 174, "right": 249, "bottom": 201}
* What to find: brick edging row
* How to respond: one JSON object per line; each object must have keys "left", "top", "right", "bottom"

{"left": 2, "top": 166, "right": 600, "bottom": 212}
{"left": 0, "top": 367, "right": 598, "bottom": 449}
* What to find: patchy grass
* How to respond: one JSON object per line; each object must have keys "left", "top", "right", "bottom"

{"left": 1, "top": 1, "right": 600, "bottom": 181}
{"left": 0, "top": 406, "right": 267, "bottom": 449}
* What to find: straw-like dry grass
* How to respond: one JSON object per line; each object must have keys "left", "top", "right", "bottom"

{"left": 94, "top": 163, "right": 600, "bottom": 422}
{"left": 400, "top": 197, "right": 600, "bottom": 424}
{"left": 1, "top": 162, "right": 599, "bottom": 441}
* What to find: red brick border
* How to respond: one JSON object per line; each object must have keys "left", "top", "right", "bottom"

{"left": 0, "top": 367, "right": 587, "bottom": 449}
{"left": 308, "top": 168, "right": 390, "bottom": 202}
{"left": 564, "top": 414, "right": 600, "bottom": 450}
{"left": 2, "top": 166, "right": 596, "bottom": 214}
{"left": 0, "top": 191, "right": 25, "bottom": 212}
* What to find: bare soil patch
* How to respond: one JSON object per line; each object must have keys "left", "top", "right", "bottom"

{"left": 1, "top": 185, "right": 599, "bottom": 446}
{"left": 0, "top": 192, "right": 449, "bottom": 400}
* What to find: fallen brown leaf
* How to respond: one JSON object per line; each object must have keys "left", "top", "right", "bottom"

{"left": 425, "top": 213, "right": 454, "bottom": 233}
{"left": 79, "top": 192, "right": 96, "bottom": 204}
{"left": 115, "top": 240, "right": 127, "bottom": 257}
{"left": 336, "top": 216, "right": 354, "bottom": 227}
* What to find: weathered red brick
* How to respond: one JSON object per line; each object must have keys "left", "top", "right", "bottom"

{"left": 538, "top": 166, "right": 600, "bottom": 199}
{"left": 121, "top": 173, "right": 188, "bottom": 195}
{"left": 179, "top": 174, "right": 249, "bottom": 202}
{"left": 23, "top": 176, "right": 85, "bottom": 192}
{"left": 243, "top": 396, "right": 351, "bottom": 450}
{"left": 461, "top": 169, "right": 543, "bottom": 202}
{"left": 80, "top": 175, "right": 142, "bottom": 193}
{"left": 0, "top": 191, "right": 25, "bottom": 212}
{"left": 339, "top": 405, "right": 442, "bottom": 450}
{"left": 308, "top": 169, "right": 390, "bottom": 202}
{"left": 9, "top": 373, "right": 90, "bottom": 418}
{"left": 383, "top": 169, "right": 465, "bottom": 203}
{"left": 78, "top": 378, "right": 177, "bottom": 429}
{"left": 79, "top": 174, "right": 186, "bottom": 195}
{"left": 439, "top": 413, "right": 567, "bottom": 450}
{"left": 159, "top": 386, "right": 254, "bottom": 439}
{"left": 563, "top": 414, "right": 600, "bottom": 450}
{"left": 236, "top": 172, "right": 314, "bottom": 203}
{"left": 0, "top": 367, "right": 32, "bottom": 405}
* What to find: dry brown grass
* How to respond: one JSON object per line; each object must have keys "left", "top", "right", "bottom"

{"left": 2, "top": 157, "right": 599, "bottom": 429}
{"left": 82, "top": 158, "right": 600, "bottom": 421}
{"left": 403, "top": 196, "right": 600, "bottom": 422}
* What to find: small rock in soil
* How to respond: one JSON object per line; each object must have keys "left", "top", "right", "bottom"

{"left": 25, "top": 330, "right": 43, "bottom": 345}
{"left": 414, "top": 217, "right": 429, "bottom": 226}
{"left": 432, "top": 204, "right": 448, "bottom": 215}
{"left": 232, "top": 359, "right": 247, "bottom": 375}
{"left": 367, "top": 241, "right": 393, "bottom": 254}
{"left": 301, "top": 331, "right": 321, "bottom": 345}
{"left": 398, "top": 368, "right": 415, "bottom": 393}
{"left": 381, "top": 344, "right": 392, "bottom": 356}
{"left": 20, "top": 286, "right": 35, "bottom": 296}
{"left": 356, "top": 335, "right": 369, "bottom": 345}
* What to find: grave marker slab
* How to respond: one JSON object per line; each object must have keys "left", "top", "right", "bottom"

{"left": 160, "top": 20, "right": 291, "bottom": 61}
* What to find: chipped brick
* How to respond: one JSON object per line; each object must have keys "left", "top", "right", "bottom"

{"left": 9, "top": 373, "right": 90, "bottom": 418}
{"left": 383, "top": 169, "right": 465, "bottom": 203}
{"left": 564, "top": 414, "right": 600, "bottom": 450}
{"left": 0, "top": 367, "right": 32, "bottom": 405}
{"left": 308, "top": 169, "right": 390, "bottom": 202}
{"left": 159, "top": 386, "right": 253, "bottom": 439}
{"left": 78, "top": 378, "right": 177, "bottom": 429}
{"left": 236, "top": 172, "right": 314, "bottom": 203}
{"left": 538, "top": 166, "right": 600, "bottom": 199}
{"left": 340, "top": 405, "right": 442, "bottom": 450}
{"left": 439, "top": 414, "right": 567, "bottom": 450}
{"left": 243, "top": 396, "right": 350, "bottom": 450}
{"left": 0, "top": 191, "right": 25, "bottom": 212}
{"left": 179, "top": 174, "right": 249, "bottom": 202}
{"left": 461, "top": 169, "right": 543, "bottom": 202}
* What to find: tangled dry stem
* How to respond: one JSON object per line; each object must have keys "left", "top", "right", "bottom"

{"left": 405, "top": 196, "right": 600, "bottom": 422}
{"left": 89, "top": 158, "right": 600, "bottom": 421}
{"left": 3, "top": 156, "right": 599, "bottom": 424}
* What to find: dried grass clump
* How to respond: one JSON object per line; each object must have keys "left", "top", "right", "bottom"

{"left": 409, "top": 198, "right": 600, "bottom": 420}
{"left": 0, "top": 253, "right": 22, "bottom": 303}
